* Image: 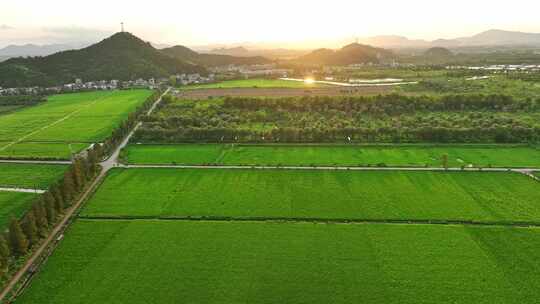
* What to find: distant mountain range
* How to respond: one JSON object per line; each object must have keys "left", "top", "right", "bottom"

{"left": 294, "top": 43, "right": 393, "bottom": 66}
{"left": 361, "top": 30, "right": 540, "bottom": 49}
{"left": 161, "top": 45, "right": 271, "bottom": 67}
{"left": 0, "top": 32, "right": 205, "bottom": 87}
{"left": 0, "top": 43, "right": 87, "bottom": 58}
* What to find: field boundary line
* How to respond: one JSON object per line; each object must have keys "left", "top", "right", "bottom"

{"left": 120, "top": 164, "right": 540, "bottom": 173}
{"left": 76, "top": 216, "right": 540, "bottom": 228}
{"left": 0, "top": 94, "right": 111, "bottom": 152}
{"left": 0, "top": 160, "right": 72, "bottom": 165}
{"left": 0, "top": 187, "right": 45, "bottom": 194}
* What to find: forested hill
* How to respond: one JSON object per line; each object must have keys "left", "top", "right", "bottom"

{"left": 0, "top": 32, "right": 206, "bottom": 87}
{"left": 294, "top": 43, "right": 393, "bottom": 66}
{"left": 161, "top": 45, "right": 272, "bottom": 67}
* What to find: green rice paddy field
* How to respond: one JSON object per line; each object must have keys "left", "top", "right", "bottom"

{"left": 15, "top": 220, "right": 540, "bottom": 304}
{"left": 0, "top": 163, "right": 67, "bottom": 189}
{"left": 182, "top": 79, "right": 324, "bottom": 90}
{"left": 123, "top": 144, "right": 540, "bottom": 168}
{"left": 0, "top": 90, "right": 152, "bottom": 159}
{"left": 81, "top": 168, "right": 540, "bottom": 224}
{"left": 0, "top": 142, "right": 90, "bottom": 160}
{"left": 0, "top": 192, "right": 37, "bottom": 228}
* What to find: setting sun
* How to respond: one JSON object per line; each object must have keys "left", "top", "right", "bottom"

{"left": 304, "top": 78, "right": 315, "bottom": 84}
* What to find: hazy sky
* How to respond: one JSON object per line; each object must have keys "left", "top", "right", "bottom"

{"left": 1, "top": 0, "right": 540, "bottom": 48}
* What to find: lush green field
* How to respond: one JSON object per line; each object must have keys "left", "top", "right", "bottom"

{"left": 81, "top": 168, "right": 540, "bottom": 223}
{"left": 16, "top": 220, "right": 540, "bottom": 304}
{"left": 182, "top": 79, "right": 325, "bottom": 90}
{"left": 0, "top": 90, "right": 151, "bottom": 159}
{"left": 0, "top": 163, "right": 67, "bottom": 189}
{"left": 0, "top": 142, "right": 89, "bottom": 160}
{"left": 0, "top": 192, "right": 37, "bottom": 228}
{"left": 123, "top": 144, "right": 540, "bottom": 167}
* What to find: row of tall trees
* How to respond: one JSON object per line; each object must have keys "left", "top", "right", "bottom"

{"left": 219, "top": 94, "right": 539, "bottom": 113}
{"left": 101, "top": 90, "right": 162, "bottom": 156}
{"left": 0, "top": 95, "right": 45, "bottom": 106}
{"left": 0, "top": 145, "right": 103, "bottom": 277}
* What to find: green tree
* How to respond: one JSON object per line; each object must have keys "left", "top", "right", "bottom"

{"left": 22, "top": 210, "right": 39, "bottom": 247}
{"left": 45, "top": 198, "right": 57, "bottom": 226}
{"left": 0, "top": 236, "right": 10, "bottom": 276}
{"left": 62, "top": 171, "right": 76, "bottom": 204}
{"left": 442, "top": 154, "right": 449, "bottom": 170}
{"left": 72, "top": 159, "right": 84, "bottom": 191}
{"left": 51, "top": 185, "right": 65, "bottom": 213}
{"left": 169, "top": 76, "right": 177, "bottom": 87}
{"left": 8, "top": 218, "right": 29, "bottom": 256}
{"left": 33, "top": 201, "right": 49, "bottom": 238}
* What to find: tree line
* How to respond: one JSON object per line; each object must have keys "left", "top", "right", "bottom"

{"left": 134, "top": 94, "right": 540, "bottom": 144}
{"left": 0, "top": 146, "right": 103, "bottom": 278}
{"left": 0, "top": 95, "right": 45, "bottom": 106}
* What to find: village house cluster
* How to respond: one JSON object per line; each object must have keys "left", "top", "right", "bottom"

{"left": 0, "top": 77, "right": 166, "bottom": 96}
{"left": 174, "top": 73, "right": 215, "bottom": 85}
{"left": 210, "top": 64, "right": 292, "bottom": 78}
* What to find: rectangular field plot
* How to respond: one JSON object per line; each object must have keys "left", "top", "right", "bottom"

{"left": 0, "top": 90, "right": 151, "bottom": 159}
{"left": 0, "top": 192, "right": 36, "bottom": 228}
{"left": 15, "top": 220, "right": 540, "bottom": 304}
{"left": 0, "top": 142, "right": 89, "bottom": 160}
{"left": 0, "top": 163, "right": 67, "bottom": 189}
{"left": 81, "top": 168, "right": 540, "bottom": 223}
{"left": 123, "top": 144, "right": 540, "bottom": 168}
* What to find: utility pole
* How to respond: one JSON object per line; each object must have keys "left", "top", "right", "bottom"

{"left": 121, "top": 22, "right": 124, "bottom": 33}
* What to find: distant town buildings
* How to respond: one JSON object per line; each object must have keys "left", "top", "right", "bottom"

{"left": 0, "top": 77, "right": 167, "bottom": 96}
{"left": 446, "top": 64, "right": 540, "bottom": 71}
{"left": 210, "top": 64, "right": 292, "bottom": 78}
{"left": 174, "top": 73, "right": 215, "bottom": 86}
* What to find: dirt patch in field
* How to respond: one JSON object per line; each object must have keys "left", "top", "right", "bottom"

{"left": 176, "top": 87, "right": 394, "bottom": 99}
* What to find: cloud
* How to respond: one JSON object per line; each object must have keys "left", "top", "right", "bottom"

{"left": 40, "top": 26, "right": 113, "bottom": 43}
{"left": 0, "top": 24, "right": 14, "bottom": 30}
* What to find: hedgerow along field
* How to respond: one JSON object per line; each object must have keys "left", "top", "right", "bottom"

{"left": 0, "top": 89, "right": 152, "bottom": 159}
{"left": 181, "top": 78, "right": 325, "bottom": 90}
{"left": 0, "top": 163, "right": 68, "bottom": 189}
{"left": 15, "top": 220, "right": 540, "bottom": 304}
{"left": 0, "top": 192, "right": 37, "bottom": 229}
{"left": 123, "top": 144, "right": 540, "bottom": 168}
{"left": 80, "top": 168, "right": 540, "bottom": 224}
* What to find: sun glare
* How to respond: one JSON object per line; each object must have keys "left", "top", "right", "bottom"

{"left": 304, "top": 78, "right": 315, "bottom": 84}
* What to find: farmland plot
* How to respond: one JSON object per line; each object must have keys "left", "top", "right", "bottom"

{"left": 0, "top": 163, "right": 67, "bottom": 189}
{"left": 15, "top": 220, "right": 540, "bottom": 304}
{"left": 0, "top": 90, "right": 152, "bottom": 159}
{"left": 81, "top": 168, "right": 540, "bottom": 224}
{"left": 123, "top": 144, "right": 540, "bottom": 168}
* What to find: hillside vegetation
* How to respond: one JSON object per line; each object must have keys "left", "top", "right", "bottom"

{"left": 295, "top": 43, "right": 393, "bottom": 66}
{"left": 0, "top": 32, "right": 205, "bottom": 87}
{"left": 135, "top": 94, "right": 540, "bottom": 143}
{"left": 161, "top": 45, "right": 271, "bottom": 67}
